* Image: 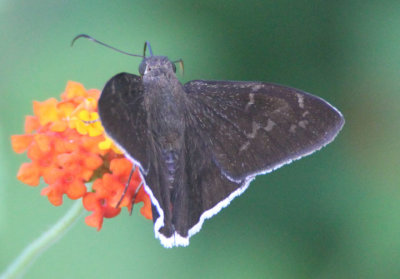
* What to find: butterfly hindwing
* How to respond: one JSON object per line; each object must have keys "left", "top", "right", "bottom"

{"left": 177, "top": 122, "right": 244, "bottom": 236}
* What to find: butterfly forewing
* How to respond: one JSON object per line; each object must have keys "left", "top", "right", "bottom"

{"left": 98, "top": 73, "right": 150, "bottom": 173}
{"left": 184, "top": 80, "right": 344, "bottom": 181}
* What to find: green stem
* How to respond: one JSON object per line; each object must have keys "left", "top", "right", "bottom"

{"left": 0, "top": 200, "right": 84, "bottom": 279}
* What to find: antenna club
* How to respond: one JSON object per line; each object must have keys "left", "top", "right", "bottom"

{"left": 145, "top": 41, "right": 154, "bottom": 56}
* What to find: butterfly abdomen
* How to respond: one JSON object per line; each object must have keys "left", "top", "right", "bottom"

{"left": 162, "top": 150, "right": 179, "bottom": 185}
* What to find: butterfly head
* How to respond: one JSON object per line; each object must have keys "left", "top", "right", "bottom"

{"left": 139, "top": 56, "right": 177, "bottom": 78}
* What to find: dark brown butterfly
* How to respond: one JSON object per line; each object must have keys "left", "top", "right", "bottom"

{"left": 73, "top": 35, "right": 344, "bottom": 248}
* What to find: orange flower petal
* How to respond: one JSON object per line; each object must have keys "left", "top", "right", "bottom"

{"left": 139, "top": 193, "right": 153, "bottom": 220}
{"left": 57, "top": 101, "right": 76, "bottom": 117}
{"left": 50, "top": 121, "right": 67, "bottom": 132}
{"left": 62, "top": 81, "right": 87, "bottom": 100}
{"left": 66, "top": 180, "right": 87, "bottom": 199}
{"left": 103, "top": 206, "right": 121, "bottom": 218}
{"left": 34, "top": 134, "right": 51, "bottom": 153}
{"left": 41, "top": 182, "right": 64, "bottom": 206}
{"left": 24, "top": 116, "right": 40, "bottom": 133}
{"left": 33, "top": 98, "right": 59, "bottom": 126}
{"left": 82, "top": 191, "right": 98, "bottom": 211}
{"left": 11, "top": 134, "right": 33, "bottom": 153}
{"left": 84, "top": 154, "right": 103, "bottom": 170}
{"left": 85, "top": 212, "right": 103, "bottom": 230}
{"left": 81, "top": 136, "right": 103, "bottom": 154}
{"left": 86, "top": 90, "right": 101, "bottom": 105}
{"left": 42, "top": 167, "right": 63, "bottom": 184}
{"left": 110, "top": 158, "right": 132, "bottom": 177}
{"left": 17, "top": 162, "right": 40, "bottom": 186}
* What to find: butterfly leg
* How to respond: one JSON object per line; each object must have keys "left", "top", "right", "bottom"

{"left": 115, "top": 165, "right": 136, "bottom": 208}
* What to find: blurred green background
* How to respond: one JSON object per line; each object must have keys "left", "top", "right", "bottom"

{"left": 1, "top": 0, "right": 400, "bottom": 278}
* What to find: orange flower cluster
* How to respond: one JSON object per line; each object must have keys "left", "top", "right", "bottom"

{"left": 11, "top": 81, "right": 152, "bottom": 230}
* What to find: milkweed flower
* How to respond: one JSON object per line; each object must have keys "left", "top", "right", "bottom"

{"left": 11, "top": 81, "right": 152, "bottom": 230}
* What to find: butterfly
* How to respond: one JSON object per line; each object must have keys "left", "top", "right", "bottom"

{"left": 74, "top": 35, "right": 344, "bottom": 248}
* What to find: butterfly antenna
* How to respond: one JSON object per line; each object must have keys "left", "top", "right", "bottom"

{"left": 71, "top": 34, "right": 143, "bottom": 58}
{"left": 143, "top": 41, "right": 154, "bottom": 57}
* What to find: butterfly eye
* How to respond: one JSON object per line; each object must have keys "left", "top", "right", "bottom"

{"left": 139, "top": 61, "right": 146, "bottom": 75}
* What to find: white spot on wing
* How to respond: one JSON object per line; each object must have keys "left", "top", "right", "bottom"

{"left": 264, "top": 119, "right": 276, "bottom": 132}
{"left": 296, "top": 93, "right": 305, "bottom": 109}
{"left": 239, "top": 141, "right": 250, "bottom": 152}
{"left": 244, "top": 93, "right": 255, "bottom": 112}
{"left": 252, "top": 84, "right": 263, "bottom": 92}
{"left": 298, "top": 120, "right": 308, "bottom": 129}
{"left": 247, "top": 122, "right": 261, "bottom": 138}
